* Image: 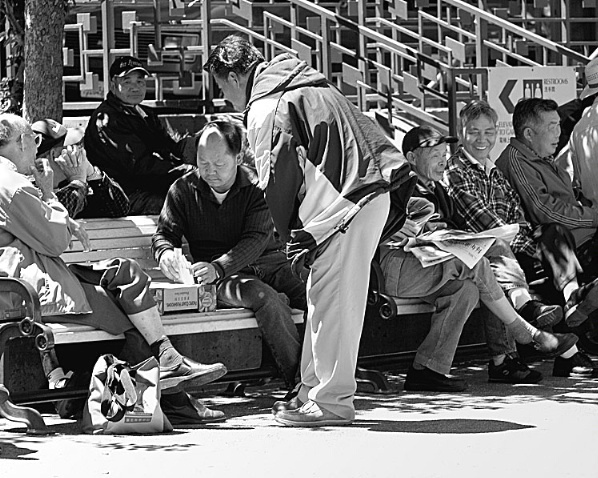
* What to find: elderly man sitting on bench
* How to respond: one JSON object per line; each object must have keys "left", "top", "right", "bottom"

{"left": 0, "top": 113, "right": 226, "bottom": 421}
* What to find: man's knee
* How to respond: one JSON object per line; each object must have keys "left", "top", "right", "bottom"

{"left": 101, "top": 257, "right": 149, "bottom": 288}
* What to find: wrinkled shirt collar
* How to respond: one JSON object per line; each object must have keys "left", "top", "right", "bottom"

{"left": 461, "top": 147, "right": 495, "bottom": 175}
{"left": 0, "top": 155, "right": 17, "bottom": 173}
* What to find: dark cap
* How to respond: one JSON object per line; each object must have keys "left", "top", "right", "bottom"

{"left": 109, "top": 56, "right": 149, "bottom": 78}
{"left": 32, "top": 119, "right": 85, "bottom": 156}
{"left": 402, "top": 125, "right": 458, "bottom": 155}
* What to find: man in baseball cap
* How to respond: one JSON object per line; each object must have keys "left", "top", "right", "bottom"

{"left": 401, "top": 125, "right": 457, "bottom": 184}
{"left": 109, "top": 55, "right": 150, "bottom": 78}
{"left": 84, "top": 55, "right": 194, "bottom": 214}
{"left": 402, "top": 125, "right": 458, "bottom": 156}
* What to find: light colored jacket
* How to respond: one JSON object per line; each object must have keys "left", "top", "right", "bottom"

{"left": 0, "top": 158, "right": 91, "bottom": 315}
{"left": 245, "top": 54, "right": 415, "bottom": 253}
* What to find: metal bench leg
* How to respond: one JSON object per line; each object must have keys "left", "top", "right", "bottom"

{"left": 0, "top": 384, "right": 50, "bottom": 435}
{"left": 355, "top": 366, "right": 398, "bottom": 394}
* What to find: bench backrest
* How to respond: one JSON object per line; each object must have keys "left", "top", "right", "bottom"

{"left": 61, "top": 216, "right": 181, "bottom": 281}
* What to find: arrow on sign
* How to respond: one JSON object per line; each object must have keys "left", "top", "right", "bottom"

{"left": 499, "top": 79, "right": 517, "bottom": 114}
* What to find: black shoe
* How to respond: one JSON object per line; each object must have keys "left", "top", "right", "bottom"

{"left": 160, "top": 356, "right": 227, "bottom": 390}
{"left": 488, "top": 355, "right": 543, "bottom": 384}
{"left": 564, "top": 278, "right": 598, "bottom": 327}
{"left": 404, "top": 365, "right": 467, "bottom": 392}
{"left": 553, "top": 352, "right": 595, "bottom": 378}
{"left": 161, "top": 392, "right": 226, "bottom": 425}
{"left": 571, "top": 322, "right": 598, "bottom": 356}
{"left": 53, "top": 370, "right": 90, "bottom": 419}
{"left": 517, "top": 300, "right": 562, "bottom": 328}
{"left": 532, "top": 331, "right": 578, "bottom": 357}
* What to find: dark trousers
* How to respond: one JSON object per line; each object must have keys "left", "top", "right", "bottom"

{"left": 516, "top": 223, "right": 581, "bottom": 296}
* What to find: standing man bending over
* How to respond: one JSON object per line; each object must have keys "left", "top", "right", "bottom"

{"left": 84, "top": 56, "right": 195, "bottom": 214}
{"left": 204, "top": 35, "right": 416, "bottom": 427}
{"left": 152, "top": 119, "right": 306, "bottom": 390}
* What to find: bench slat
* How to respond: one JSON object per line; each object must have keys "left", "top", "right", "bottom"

{"left": 48, "top": 309, "right": 305, "bottom": 344}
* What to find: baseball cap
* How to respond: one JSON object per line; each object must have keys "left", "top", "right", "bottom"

{"left": 402, "top": 125, "right": 458, "bottom": 155}
{"left": 109, "top": 56, "right": 149, "bottom": 78}
{"left": 580, "top": 57, "right": 598, "bottom": 101}
{"left": 32, "top": 119, "right": 85, "bottom": 156}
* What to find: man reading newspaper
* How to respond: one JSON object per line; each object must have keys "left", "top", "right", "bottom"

{"left": 378, "top": 126, "right": 584, "bottom": 389}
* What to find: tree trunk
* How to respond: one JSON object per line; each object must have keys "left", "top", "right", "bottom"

{"left": 22, "top": 0, "right": 65, "bottom": 123}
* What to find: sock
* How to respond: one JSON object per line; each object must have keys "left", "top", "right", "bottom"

{"left": 563, "top": 281, "right": 579, "bottom": 302}
{"left": 48, "top": 368, "right": 72, "bottom": 389}
{"left": 492, "top": 354, "right": 506, "bottom": 366}
{"left": 150, "top": 335, "right": 183, "bottom": 369}
{"left": 509, "top": 288, "right": 532, "bottom": 311}
{"left": 560, "top": 345, "right": 578, "bottom": 359}
{"left": 506, "top": 317, "right": 537, "bottom": 344}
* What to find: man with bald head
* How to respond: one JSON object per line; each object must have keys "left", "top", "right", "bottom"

{"left": 152, "top": 119, "right": 306, "bottom": 390}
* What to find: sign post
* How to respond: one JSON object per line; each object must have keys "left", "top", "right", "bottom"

{"left": 487, "top": 66, "right": 577, "bottom": 158}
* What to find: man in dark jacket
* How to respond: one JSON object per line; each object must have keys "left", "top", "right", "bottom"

{"left": 204, "top": 35, "right": 416, "bottom": 427}
{"left": 84, "top": 56, "right": 194, "bottom": 214}
{"left": 152, "top": 119, "right": 306, "bottom": 390}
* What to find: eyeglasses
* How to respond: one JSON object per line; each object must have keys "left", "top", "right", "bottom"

{"left": 21, "top": 132, "right": 43, "bottom": 147}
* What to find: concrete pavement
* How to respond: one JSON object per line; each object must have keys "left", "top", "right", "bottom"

{"left": 1, "top": 356, "right": 597, "bottom": 478}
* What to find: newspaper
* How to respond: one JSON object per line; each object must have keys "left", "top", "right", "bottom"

{"left": 403, "top": 224, "right": 520, "bottom": 269}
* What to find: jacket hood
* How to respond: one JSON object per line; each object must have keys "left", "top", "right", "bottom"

{"left": 248, "top": 54, "right": 328, "bottom": 106}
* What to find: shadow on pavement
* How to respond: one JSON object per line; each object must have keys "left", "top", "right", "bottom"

{"left": 0, "top": 440, "right": 38, "bottom": 460}
{"left": 352, "top": 418, "right": 534, "bottom": 434}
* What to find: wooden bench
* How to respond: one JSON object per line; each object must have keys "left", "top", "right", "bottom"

{"left": 53, "top": 215, "right": 304, "bottom": 346}
{"left": 0, "top": 215, "right": 485, "bottom": 432}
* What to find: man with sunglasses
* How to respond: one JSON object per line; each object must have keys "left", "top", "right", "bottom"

{"left": 84, "top": 56, "right": 195, "bottom": 215}
{"left": 0, "top": 112, "right": 228, "bottom": 421}
{"left": 32, "top": 119, "right": 129, "bottom": 219}
{"left": 152, "top": 119, "right": 307, "bottom": 393}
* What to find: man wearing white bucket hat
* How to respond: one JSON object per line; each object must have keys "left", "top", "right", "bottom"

{"left": 32, "top": 118, "right": 130, "bottom": 219}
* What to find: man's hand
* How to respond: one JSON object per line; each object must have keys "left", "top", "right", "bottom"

{"left": 158, "top": 249, "right": 181, "bottom": 282}
{"left": 399, "top": 218, "right": 421, "bottom": 238}
{"left": 54, "top": 144, "right": 94, "bottom": 183}
{"left": 423, "top": 221, "right": 449, "bottom": 233}
{"left": 31, "top": 157, "right": 55, "bottom": 201}
{"left": 191, "top": 261, "right": 219, "bottom": 284}
{"left": 68, "top": 218, "right": 91, "bottom": 251}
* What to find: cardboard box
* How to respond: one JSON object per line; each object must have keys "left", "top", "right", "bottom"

{"left": 150, "top": 281, "right": 216, "bottom": 315}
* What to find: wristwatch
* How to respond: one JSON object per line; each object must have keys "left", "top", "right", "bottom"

{"left": 87, "top": 166, "right": 103, "bottom": 181}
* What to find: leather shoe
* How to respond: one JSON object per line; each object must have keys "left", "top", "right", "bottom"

{"left": 553, "top": 351, "right": 595, "bottom": 378}
{"left": 564, "top": 278, "right": 598, "bottom": 327}
{"left": 274, "top": 400, "right": 352, "bottom": 427}
{"left": 161, "top": 392, "right": 226, "bottom": 425}
{"left": 517, "top": 300, "right": 562, "bottom": 328}
{"left": 160, "top": 356, "right": 227, "bottom": 390}
{"left": 571, "top": 321, "right": 598, "bottom": 355}
{"left": 272, "top": 395, "right": 303, "bottom": 415}
{"left": 533, "top": 331, "right": 578, "bottom": 357}
{"left": 404, "top": 365, "right": 467, "bottom": 392}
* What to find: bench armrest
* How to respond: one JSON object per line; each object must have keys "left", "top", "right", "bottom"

{"left": 0, "top": 277, "right": 42, "bottom": 324}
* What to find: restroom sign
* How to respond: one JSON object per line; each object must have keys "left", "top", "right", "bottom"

{"left": 487, "top": 66, "right": 576, "bottom": 151}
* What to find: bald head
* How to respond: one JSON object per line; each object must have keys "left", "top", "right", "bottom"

{"left": 0, "top": 113, "right": 38, "bottom": 174}
{"left": 196, "top": 122, "right": 243, "bottom": 193}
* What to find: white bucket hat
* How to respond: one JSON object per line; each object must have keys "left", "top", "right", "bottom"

{"left": 581, "top": 57, "right": 598, "bottom": 101}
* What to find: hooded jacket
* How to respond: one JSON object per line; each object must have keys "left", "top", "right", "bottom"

{"left": 245, "top": 54, "right": 415, "bottom": 253}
